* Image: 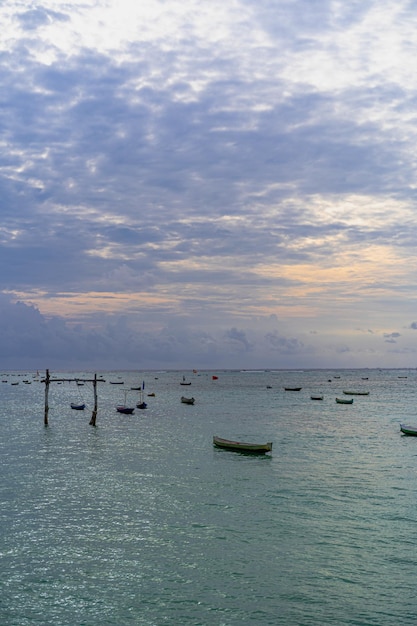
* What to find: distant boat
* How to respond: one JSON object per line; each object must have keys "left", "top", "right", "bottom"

{"left": 336, "top": 397, "right": 353, "bottom": 404}
{"left": 212, "top": 375, "right": 218, "bottom": 380}
{"left": 117, "top": 389, "right": 134, "bottom": 413}
{"left": 181, "top": 396, "right": 195, "bottom": 405}
{"left": 310, "top": 394, "right": 323, "bottom": 400}
{"left": 110, "top": 381, "right": 124, "bottom": 385}
{"left": 284, "top": 387, "right": 302, "bottom": 391}
{"left": 116, "top": 406, "right": 134, "bottom": 414}
{"left": 134, "top": 382, "right": 147, "bottom": 409}
{"left": 136, "top": 388, "right": 147, "bottom": 409}
{"left": 343, "top": 391, "right": 369, "bottom": 395}
{"left": 400, "top": 424, "right": 417, "bottom": 436}
{"left": 213, "top": 436, "right": 272, "bottom": 454}
{"left": 70, "top": 402, "right": 85, "bottom": 410}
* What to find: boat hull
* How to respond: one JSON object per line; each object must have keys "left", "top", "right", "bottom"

{"left": 336, "top": 398, "right": 353, "bottom": 404}
{"left": 213, "top": 436, "right": 272, "bottom": 454}
{"left": 400, "top": 424, "right": 417, "bottom": 436}
{"left": 116, "top": 406, "right": 135, "bottom": 414}
{"left": 181, "top": 396, "right": 195, "bottom": 404}
{"left": 70, "top": 403, "right": 85, "bottom": 410}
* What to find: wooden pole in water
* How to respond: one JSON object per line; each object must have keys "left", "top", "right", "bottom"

{"left": 44, "top": 368, "right": 50, "bottom": 426}
{"left": 89, "top": 373, "right": 98, "bottom": 426}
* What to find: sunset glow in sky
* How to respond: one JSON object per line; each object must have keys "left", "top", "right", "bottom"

{"left": 2, "top": 0, "right": 417, "bottom": 370}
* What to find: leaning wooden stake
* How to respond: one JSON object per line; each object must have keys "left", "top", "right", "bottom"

{"left": 44, "top": 368, "right": 50, "bottom": 426}
{"left": 89, "top": 373, "right": 98, "bottom": 426}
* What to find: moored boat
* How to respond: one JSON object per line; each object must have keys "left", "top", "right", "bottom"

{"left": 343, "top": 391, "right": 369, "bottom": 396}
{"left": 116, "top": 405, "right": 135, "bottom": 414}
{"left": 400, "top": 424, "right": 417, "bottom": 436}
{"left": 213, "top": 435, "right": 272, "bottom": 454}
{"left": 336, "top": 397, "right": 353, "bottom": 404}
{"left": 70, "top": 402, "right": 85, "bottom": 410}
{"left": 181, "top": 396, "right": 195, "bottom": 404}
{"left": 311, "top": 394, "right": 323, "bottom": 400}
{"left": 284, "top": 387, "right": 302, "bottom": 391}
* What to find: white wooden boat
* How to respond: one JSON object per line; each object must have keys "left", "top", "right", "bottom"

{"left": 336, "top": 397, "right": 353, "bottom": 404}
{"left": 400, "top": 424, "right": 417, "bottom": 436}
{"left": 213, "top": 435, "right": 272, "bottom": 454}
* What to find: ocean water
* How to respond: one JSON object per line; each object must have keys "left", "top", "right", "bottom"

{"left": 1, "top": 368, "right": 417, "bottom": 625}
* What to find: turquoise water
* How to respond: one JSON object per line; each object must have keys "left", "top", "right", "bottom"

{"left": 1, "top": 369, "right": 417, "bottom": 625}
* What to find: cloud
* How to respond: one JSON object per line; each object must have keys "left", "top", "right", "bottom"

{"left": 384, "top": 332, "right": 401, "bottom": 343}
{"left": 1, "top": 1, "right": 417, "bottom": 368}
{"left": 265, "top": 332, "right": 306, "bottom": 355}
{"left": 17, "top": 8, "right": 70, "bottom": 31}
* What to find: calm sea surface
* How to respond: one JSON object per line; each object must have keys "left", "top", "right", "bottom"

{"left": 1, "top": 368, "right": 417, "bottom": 625}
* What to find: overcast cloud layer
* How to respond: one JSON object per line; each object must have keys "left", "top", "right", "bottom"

{"left": 1, "top": 0, "right": 417, "bottom": 370}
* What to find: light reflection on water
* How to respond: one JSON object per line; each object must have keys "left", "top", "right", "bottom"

{"left": 1, "top": 369, "right": 417, "bottom": 624}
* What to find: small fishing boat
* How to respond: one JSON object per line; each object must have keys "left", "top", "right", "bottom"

{"left": 135, "top": 384, "right": 148, "bottom": 409}
{"left": 310, "top": 394, "right": 323, "bottom": 400}
{"left": 343, "top": 391, "right": 369, "bottom": 396}
{"left": 70, "top": 402, "right": 85, "bottom": 410}
{"left": 400, "top": 424, "right": 417, "bottom": 436}
{"left": 336, "top": 397, "right": 353, "bottom": 404}
{"left": 181, "top": 396, "right": 195, "bottom": 405}
{"left": 213, "top": 435, "right": 272, "bottom": 454}
{"left": 116, "top": 405, "right": 135, "bottom": 414}
{"left": 110, "top": 381, "right": 124, "bottom": 385}
{"left": 284, "top": 387, "right": 302, "bottom": 391}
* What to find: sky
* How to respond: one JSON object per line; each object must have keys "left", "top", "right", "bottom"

{"left": 1, "top": 0, "right": 417, "bottom": 371}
